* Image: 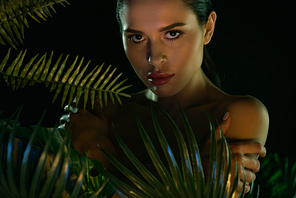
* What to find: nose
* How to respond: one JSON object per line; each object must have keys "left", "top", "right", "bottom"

{"left": 147, "top": 41, "right": 167, "bottom": 71}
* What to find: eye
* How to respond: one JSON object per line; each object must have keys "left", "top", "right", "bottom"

{"left": 128, "top": 35, "right": 145, "bottom": 44}
{"left": 165, "top": 30, "right": 183, "bottom": 40}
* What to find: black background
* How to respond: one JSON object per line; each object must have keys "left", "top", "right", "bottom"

{"left": 0, "top": 0, "right": 295, "bottom": 163}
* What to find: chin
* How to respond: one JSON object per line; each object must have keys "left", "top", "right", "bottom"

{"left": 149, "top": 86, "right": 179, "bottom": 98}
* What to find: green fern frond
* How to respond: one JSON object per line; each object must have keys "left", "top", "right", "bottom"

{"left": 0, "top": 106, "right": 87, "bottom": 198}
{"left": 0, "top": 49, "right": 132, "bottom": 109}
{"left": 0, "top": 0, "right": 70, "bottom": 49}
{"left": 101, "top": 104, "right": 258, "bottom": 198}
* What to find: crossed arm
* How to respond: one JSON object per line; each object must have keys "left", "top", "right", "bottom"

{"left": 201, "top": 96, "right": 269, "bottom": 194}
{"left": 59, "top": 96, "right": 269, "bottom": 196}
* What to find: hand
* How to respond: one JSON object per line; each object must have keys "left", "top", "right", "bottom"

{"left": 228, "top": 141, "right": 266, "bottom": 195}
{"left": 200, "top": 112, "right": 266, "bottom": 195}
{"left": 59, "top": 98, "right": 118, "bottom": 169}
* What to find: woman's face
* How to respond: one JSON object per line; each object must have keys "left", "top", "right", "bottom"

{"left": 120, "top": 0, "right": 209, "bottom": 97}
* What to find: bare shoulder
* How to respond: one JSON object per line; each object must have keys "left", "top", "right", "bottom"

{"left": 226, "top": 95, "right": 268, "bottom": 117}
{"left": 224, "top": 95, "right": 269, "bottom": 145}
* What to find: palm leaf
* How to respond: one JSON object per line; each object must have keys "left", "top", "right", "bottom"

{"left": 100, "top": 145, "right": 155, "bottom": 198}
{"left": 21, "top": 123, "right": 113, "bottom": 198}
{"left": 29, "top": 126, "right": 56, "bottom": 198}
{"left": 213, "top": 119, "right": 226, "bottom": 197}
{"left": 150, "top": 104, "right": 191, "bottom": 197}
{"left": 255, "top": 153, "right": 296, "bottom": 197}
{"left": 38, "top": 135, "right": 69, "bottom": 198}
{"left": 89, "top": 178, "right": 112, "bottom": 198}
{"left": 204, "top": 111, "right": 218, "bottom": 197}
{"left": 64, "top": 138, "right": 115, "bottom": 198}
{"left": 0, "top": 49, "right": 132, "bottom": 109}
{"left": 178, "top": 102, "right": 205, "bottom": 197}
{"left": 13, "top": 122, "right": 116, "bottom": 198}
{"left": 102, "top": 103, "right": 256, "bottom": 198}
{"left": 115, "top": 120, "right": 173, "bottom": 197}
{"left": 0, "top": 0, "right": 70, "bottom": 49}
{"left": 220, "top": 135, "right": 232, "bottom": 197}
{"left": 6, "top": 104, "right": 23, "bottom": 197}
{"left": 0, "top": 105, "right": 23, "bottom": 197}
{"left": 103, "top": 170, "right": 149, "bottom": 198}
{"left": 19, "top": 109, "right": 47, "bottom": 197}
{"left": 0, "top": 106, "right": 89, "bottom": 198}
{"left": 52, "top": 140, "right": 71, "bottom": 198}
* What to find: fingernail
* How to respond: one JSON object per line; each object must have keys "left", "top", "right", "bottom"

{"left": 223, "top": 112, "right": 230, "bottom": 120}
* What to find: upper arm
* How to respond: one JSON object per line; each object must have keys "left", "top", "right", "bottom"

{"left": 224, "top": 96, "right": 269, "bottom": 145}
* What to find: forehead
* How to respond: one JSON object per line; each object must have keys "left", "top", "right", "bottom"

{"left": 120, "top": 0, "right": 197, "bottom": 30}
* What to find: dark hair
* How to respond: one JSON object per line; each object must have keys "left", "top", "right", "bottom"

{"left": 116, "top": 0, "right": 221, "bottom": 88}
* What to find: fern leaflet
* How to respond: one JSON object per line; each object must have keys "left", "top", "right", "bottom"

{"left": 0, "top": 0, "right": 70, "bottom": 49}
{"left": 0, "top": 49, "right": 132, "bottom": 109}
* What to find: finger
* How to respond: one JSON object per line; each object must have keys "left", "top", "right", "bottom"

{"left": 235, "top": 181, "right": 250, "bottom": 196}
{"left": 242, "top": 181, "right": 250, "bottom": 194}
{"left": 60, "top": 114, "right": 70, "bottom": 124}
{"left": 242, "top": 156, "right": 260, "bottom": 173}
{"left": 58, "top": 123, "right": 66, "bottom": 129}
{"left": 233, "top": 157, "right": 257, "bottom": 183}
{"left": 235, "top": 179, "right": 251, "bottom": 196}
{"left": 64, "top": 104, "right": 79, "bottom": 113}
{"left": 240, "top": 169, "right": 256, "bottom": 184}
{"left": 230, "top": 142, "right": 266, "bottom": 157}
{"left": 215, "top": 112, "right": 231, "bottom": 138}
{"left": 235, "top": 154, "right": 260, "bottom": 174}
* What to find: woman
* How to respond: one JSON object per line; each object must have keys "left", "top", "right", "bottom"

{"left": 61, "top": 0, "right": 269, "bottom": 196}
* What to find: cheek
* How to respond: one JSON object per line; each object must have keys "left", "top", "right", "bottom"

{"left": 186, "top": 31, "right": 204, "bottom": 57}
{"left": 174, "top": 35, "right": 204, "bottom": 72}
{"left": 123, "top": 43, "right": 147, "bottom": 77}
{"left": 188, "top": 42, "right": 203, "bottom": 69}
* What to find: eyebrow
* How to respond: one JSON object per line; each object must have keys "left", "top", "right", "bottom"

{"left": 124, "top": 22, "right": 186, "bottom": 34}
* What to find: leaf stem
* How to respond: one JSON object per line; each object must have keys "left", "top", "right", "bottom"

{"left": 0, "top": 71, "right": 132, "bottom": 97}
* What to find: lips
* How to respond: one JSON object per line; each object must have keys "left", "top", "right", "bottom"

{"left": 147, "top": 72, "right": 175, "bottom": 85}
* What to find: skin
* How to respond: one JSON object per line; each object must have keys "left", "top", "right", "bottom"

{"left": 61, "top": 0, "right": 269, "bottom": 197}
{"left": 121, "top": 0, "right": 206, "bottom": 100}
